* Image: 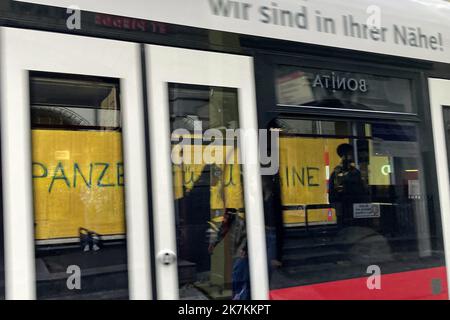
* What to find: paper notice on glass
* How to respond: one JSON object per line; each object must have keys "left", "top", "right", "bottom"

{"left": 353, "top": 203, "right": 381, "bottom": 219}
{"left": 276, "top": 71, "right": 313, "bottom": 105}
{"left": 408, "top": 180, "right": 421, "bottom": 199}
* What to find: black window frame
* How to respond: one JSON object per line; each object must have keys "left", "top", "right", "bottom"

{"left": 255, "top": 50, "right": 446, "bottom": 288}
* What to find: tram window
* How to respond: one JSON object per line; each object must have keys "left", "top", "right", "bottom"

{"left": 264, "top": 118, "right": 445, "bottom": 291}
{"left": 30, "top": 73, "right": 129, "bottom": 299}
{"left": 169, "top": 84, "right": 250, "bottom": 300}
{"left": 275, "top": 66, "right": 415, "bottom": 114}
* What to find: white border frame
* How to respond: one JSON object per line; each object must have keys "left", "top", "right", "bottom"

{"left": 429, "top": 78, "right": 450, "bottom": 298}
{"left": 145, "top": 45, "right": 268, "bottom": 299}
{"left": 12, "top": 0, "right": 450, "bottom": 65}
{"left": 0, "top": 27, "right": 152, "bottom": 300}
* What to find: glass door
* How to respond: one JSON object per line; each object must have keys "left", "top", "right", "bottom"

{"left": 429, "top": 78, "right": 450, "bottom": 299}
{"left": 0, "top": 28, "right": 151, "bottom": 299}
{"left": 145, "top": 45, "right": 268, "bottom": 299}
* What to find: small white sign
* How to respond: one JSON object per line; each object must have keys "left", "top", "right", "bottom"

{"left": 353, "top": 203, "right": 381, "bottom": 219}
{"left": 276, "top": 71, "right": 313, "bottom": 105}
{"left": 408, "top": 180, "right": 421, "bottom": 199}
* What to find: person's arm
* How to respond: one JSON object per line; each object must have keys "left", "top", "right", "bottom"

{"left": 209, "top": 210, "right": 234, "bottom": 254}
{"left": 350, "top": 168, "right": 369, "bottom": 200}
{"left": 328, "top": 171, "right": 337, "bottom": 203}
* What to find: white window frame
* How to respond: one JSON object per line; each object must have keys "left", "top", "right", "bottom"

{"left": 0, "top": 27, "right": 152, "bottom": 300}
{"left": 145, "top": 45, "right": 269, "bottom": 299}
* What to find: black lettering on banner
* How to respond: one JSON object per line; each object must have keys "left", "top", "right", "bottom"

{"left": 282, "top": 166, "right": 321, "bottom": 188}
{"left": 183, "top": 166, "right": 195, "bottom": 185}
{"left": 307, "top": 167, "right": 320, "bottom": 187}
{"left": 48, "top": 162, "right": 71, "bottom": 193}
{"left": 74, "top": 163, "right": 93, "bottom": 188}
{"left": 33, "top": 161, "right": 125, "bottom": 192}
{"left": 223, "top": 164, "right": 236, "bottom": 187}
{"left": 95, "top": 162, "right": 115, "bottom": 187}
{"left": 32, "top": 162, "right": 48, "bottom": 179}
{"left": 292, "top": 167, "right": 305, "bottom": 186}
{"left": 117, "top": 162, "right": 125, "bottom": 186}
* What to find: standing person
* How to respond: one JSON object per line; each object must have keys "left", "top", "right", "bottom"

{"left": 208, "top": 208, "right": 250, "bottom": 300}
{"left": 262, "top": 175, "right": 284, "bottom": 278}
{"left": 329, "top": 143, "right": 367, "bottom": 227}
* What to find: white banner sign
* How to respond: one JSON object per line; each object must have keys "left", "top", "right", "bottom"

{"left": 14, "top": 0, "right": 450, "bottom": 64}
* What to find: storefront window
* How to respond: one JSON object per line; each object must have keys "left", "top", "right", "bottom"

{"left": 264, "top": 117, "right": 445, "bottom": 291}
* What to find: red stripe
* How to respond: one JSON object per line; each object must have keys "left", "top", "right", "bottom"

{"left": 324, "top": 152, "right": 330, "bottom": 166}
{"left": 327, "top": 208, "right": 333, "bottom": 221}
{"left": 269, "top": 267, "right": 448, "bottom": 300}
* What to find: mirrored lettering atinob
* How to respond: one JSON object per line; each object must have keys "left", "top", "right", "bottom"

{"left": 276, "top": 66, "right": 414, "bottom": 114}
{"left": 30, "top": 73, "right": 128, "bottom": 299}
{"left": 169, "top": 83, "right": 250, "bottom": 300}
{"left": 264, "top": 118, "right": 445, "bottom": 292}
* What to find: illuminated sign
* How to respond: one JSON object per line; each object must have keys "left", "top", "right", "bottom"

{"left": 94, "top": 13, "right": 168, "bottom": 34}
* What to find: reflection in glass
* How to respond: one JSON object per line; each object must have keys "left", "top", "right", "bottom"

{"left": 443, "top": 107, "right": 450, "bottom": 182}
{"left": 275, "top": 66, "right": 414, "bottom": 114}
{"left": 30, "top": 73, "right": 128, "bottom": 299}
{"left": 265, "top": 118, "right": 445, "bottom": 292}
{"left": 169, "top": 84, "right": 250, "bottom": 300}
